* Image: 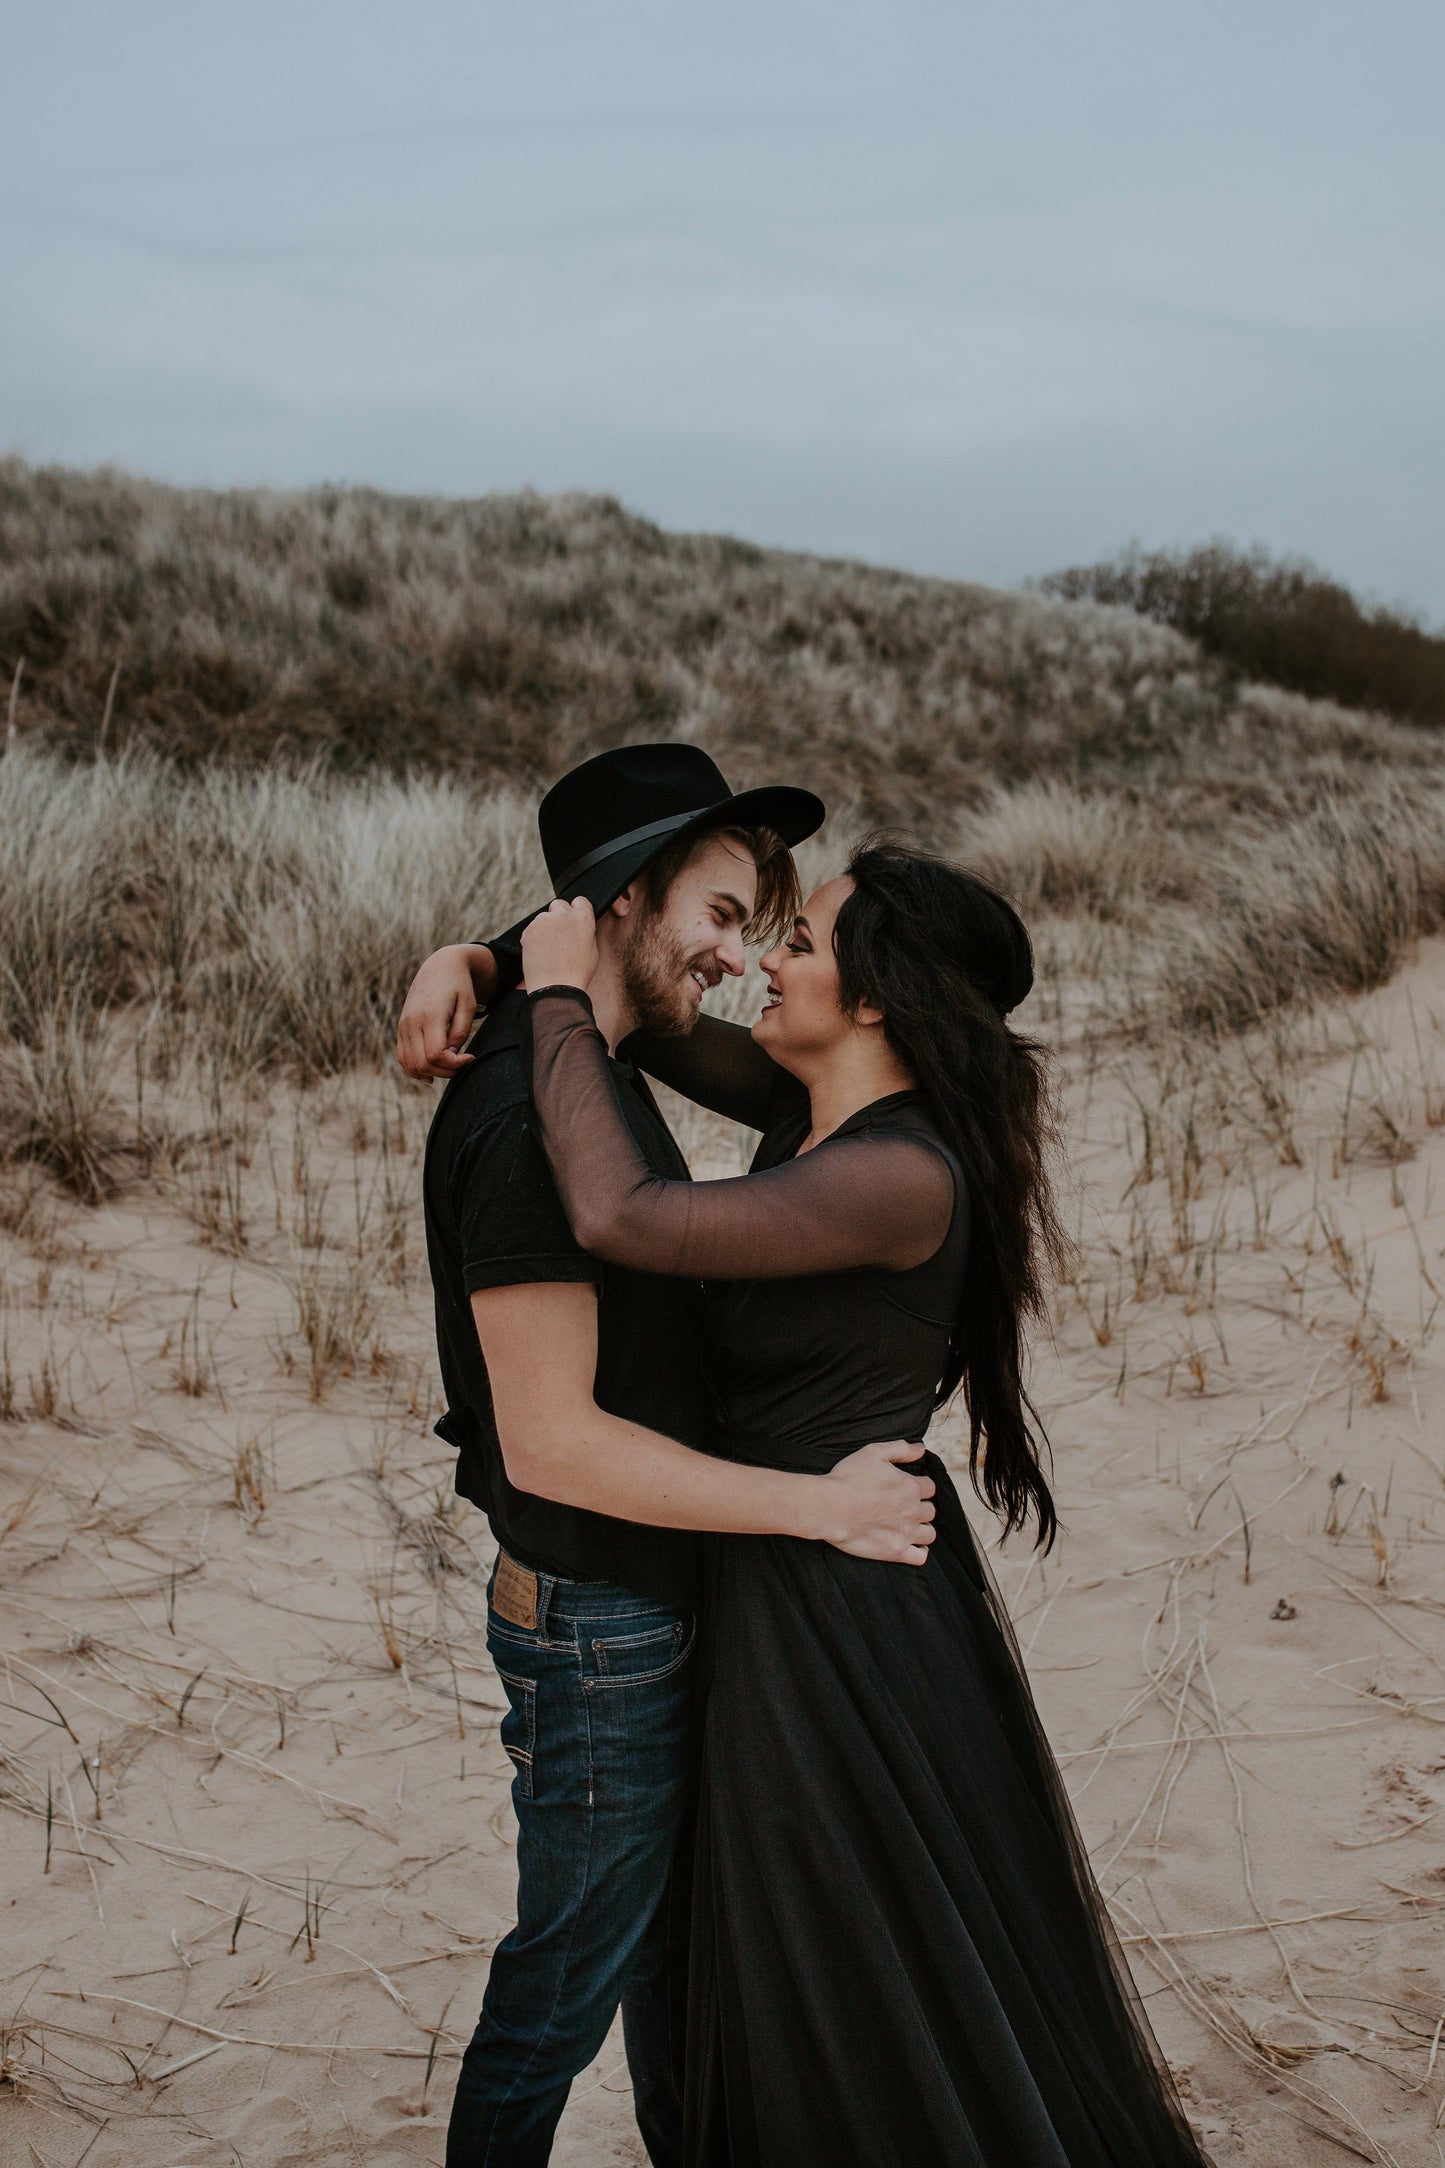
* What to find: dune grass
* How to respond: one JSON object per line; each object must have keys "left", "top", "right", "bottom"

{"left": 0, "top": 739, "right": 1441, "bottom": 1198}
{"left": 3, "top": 460, "right": 1438, "bottom": 825}
{"left": 1, "top": 461, "right": 1442, "bottom": 1198}
{"left": 1043, "top": 541, "right": 1445, "bottom": 729}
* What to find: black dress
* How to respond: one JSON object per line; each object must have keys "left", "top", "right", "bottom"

{"left": 527, "top": 991, "right": 1210, "bottom": 2168}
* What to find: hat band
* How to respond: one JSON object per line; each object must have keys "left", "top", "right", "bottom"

{"left": 552, "top": 805, "right": 720, "bottom": 893}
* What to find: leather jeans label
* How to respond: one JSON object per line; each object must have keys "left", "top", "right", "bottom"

{"left": 493, "top": 1550, "right": 539, "bottom": 1630}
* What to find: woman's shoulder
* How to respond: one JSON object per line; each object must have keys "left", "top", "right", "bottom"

{"left": 858, "top": 1095, "right": 965, "bottom": 1196}
{"left": 863, "top": 1098, "right": 969, "bottom": 1265}
{"left": 860, "top": 1090, "right": 952, "bottom": 1147}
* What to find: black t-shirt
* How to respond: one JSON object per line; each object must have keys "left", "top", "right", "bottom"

{"left": 422, "top": 988, "right": 706, "bottom": 1608}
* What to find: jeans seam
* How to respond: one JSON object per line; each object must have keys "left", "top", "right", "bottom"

{"left": 479, "top": 1673, "right": 598, "bottom": 2166}
{"left": 491, "top": 1667, "right": 536, "bottom": 1800}
{"left": 582, "top": 1655, "right": 597, "bottom": 1812}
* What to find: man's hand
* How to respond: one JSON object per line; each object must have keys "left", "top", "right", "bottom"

{"left": 520, "top": 897, "right": 599, "bottom": 994}
{"left": 818, "top": 1442, "right": 937, "bottom": 1565}
{"left": 397, "top": 944, "right": 493, "bottom": 1080}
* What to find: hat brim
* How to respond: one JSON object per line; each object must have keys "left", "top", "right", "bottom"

{"left": 560, "top": 785, "right": 825, "bottom": 915}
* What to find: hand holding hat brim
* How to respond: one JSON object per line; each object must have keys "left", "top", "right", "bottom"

{"left": 520, "top": 898, "right": 600, "bottom": 992}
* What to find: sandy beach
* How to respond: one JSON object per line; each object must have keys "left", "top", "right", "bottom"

{"left": 2, "top": 935, "right": 1444, "bottom": 2167}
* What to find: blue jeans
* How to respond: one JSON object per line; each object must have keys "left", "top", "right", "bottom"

{"left": 446, "top": 1567, "right": 695, "bottom": 2167}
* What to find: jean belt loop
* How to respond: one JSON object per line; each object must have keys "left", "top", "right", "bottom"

{"left": 533, "top": 1572, "right": 553, "bottom": 1638}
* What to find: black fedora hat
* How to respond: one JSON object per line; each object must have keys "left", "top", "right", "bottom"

{"left": 539, "top": 743, "right": 824, "bottom": 914}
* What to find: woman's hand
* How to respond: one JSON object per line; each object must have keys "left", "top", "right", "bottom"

{"left": 396, "top": 944, "right": 496, "bottom": 1080}
{"left": 817, "top": 1442, "right": 937, "bottom": 1566}
{"left": 521, "top": 897, "right": 599, "bottom": 994}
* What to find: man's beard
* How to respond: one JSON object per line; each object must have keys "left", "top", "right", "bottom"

{"left": 620, "top": 909, "right": 704, "bottom": 1038}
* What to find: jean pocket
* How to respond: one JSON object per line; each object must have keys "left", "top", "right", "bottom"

{"left": 585, "top": 1618, "right": 694, "bottom": 1689}
{"left": 494, "top": 1666, "right": 537, "bottom": 1799}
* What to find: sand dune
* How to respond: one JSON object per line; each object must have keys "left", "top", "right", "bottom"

{"left": 3, "top": 944, "right": 1445, "bottom": 2165}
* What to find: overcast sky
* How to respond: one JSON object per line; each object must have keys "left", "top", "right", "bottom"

{"left": 6, "top": 2, "right": 1443, "bottom": 616}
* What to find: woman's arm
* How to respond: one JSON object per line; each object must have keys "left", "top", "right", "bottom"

{"left": 528, "top": 987, "right": 954, "bottom": 1279}
{"left": 623, "top": 1014, "right": 799, "bottom": 1131}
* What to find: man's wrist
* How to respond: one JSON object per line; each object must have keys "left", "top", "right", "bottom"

{"left": 778, "top": 1469, "right": 832, "bottom": 1543}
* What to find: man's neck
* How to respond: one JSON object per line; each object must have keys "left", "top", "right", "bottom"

{"left": 586, "top": 957, "right": 637, "bottom": 1056}
{"left": 522, "top": 941, "right": 635, "bottom": 1055}
{"left": 517, "top": 953, "right": 636, "bottom": 1053}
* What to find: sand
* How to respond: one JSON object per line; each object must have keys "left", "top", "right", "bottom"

{"left": 3, "top": 949, "right": 1445, "bottom": 2166}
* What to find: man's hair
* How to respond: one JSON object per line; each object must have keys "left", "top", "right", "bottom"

{"left": 638, "top": 823, "right": 800, "bottom": 947}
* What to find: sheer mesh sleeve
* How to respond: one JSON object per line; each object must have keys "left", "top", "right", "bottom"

{"left": 622, "top": 1014, "right": 801, "bottom": 1131}
{"left": 528, "top": 988, "right": 954, "bottom": 1279}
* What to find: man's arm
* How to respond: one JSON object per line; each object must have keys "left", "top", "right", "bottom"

{"left": 397, "top": 944, "right": 499, "bottom": 1078}
{"left": 473, "top": 1281, "right": 936, "bottom": 1562}
{"left": 397, "top": 909, "right": 544, "bottom": 1080}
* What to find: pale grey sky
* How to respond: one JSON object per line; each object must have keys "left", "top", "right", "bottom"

{"left": 6, "top": 1, "right": 1443, "bottom": 615}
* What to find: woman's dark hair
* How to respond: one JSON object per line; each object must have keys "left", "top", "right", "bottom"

{"left": 833, "top": 843, "right": 1070, "bottom": 1550}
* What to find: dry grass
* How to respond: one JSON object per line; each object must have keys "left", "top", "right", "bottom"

{"left": 0, "top": 746, "right": 545, "bottom": 1191}
{"left": 4, "top": 458, "right": 1440, "bottom": 826}
{"left": 5, "top": 462, "right": 1442, "bottom": 1201}
{"left": 2, "top": 739, "right": 1443, "bottom": 1199}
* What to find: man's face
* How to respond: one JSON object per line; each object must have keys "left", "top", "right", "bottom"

{"left": 614, "top": 832, "right": 758, "bottom": 1038}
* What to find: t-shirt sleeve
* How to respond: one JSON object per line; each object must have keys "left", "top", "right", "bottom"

{"left": 456, "top": 1101, "right": 602, "bottom": 1294}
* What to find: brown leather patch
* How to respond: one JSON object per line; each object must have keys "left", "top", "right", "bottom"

{"left": 493, "top": 1550, "right": 538, "bottom": 1630}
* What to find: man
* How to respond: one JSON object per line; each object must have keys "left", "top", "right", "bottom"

{"left": 406, "top": 744, "right": 935, "bottom": 2168}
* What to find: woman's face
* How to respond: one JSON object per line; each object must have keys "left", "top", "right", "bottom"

{"left": 752, "top": 875, "right": 856, "bottom": 1067}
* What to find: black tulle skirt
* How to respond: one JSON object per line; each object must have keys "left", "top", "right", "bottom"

{"left": 682, "top": 1452, "right": 1211, "bottom": 2167}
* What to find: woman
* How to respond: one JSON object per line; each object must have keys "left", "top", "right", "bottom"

{"left": 516, "top": 843, "right": 1210, "bottom": 2168}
